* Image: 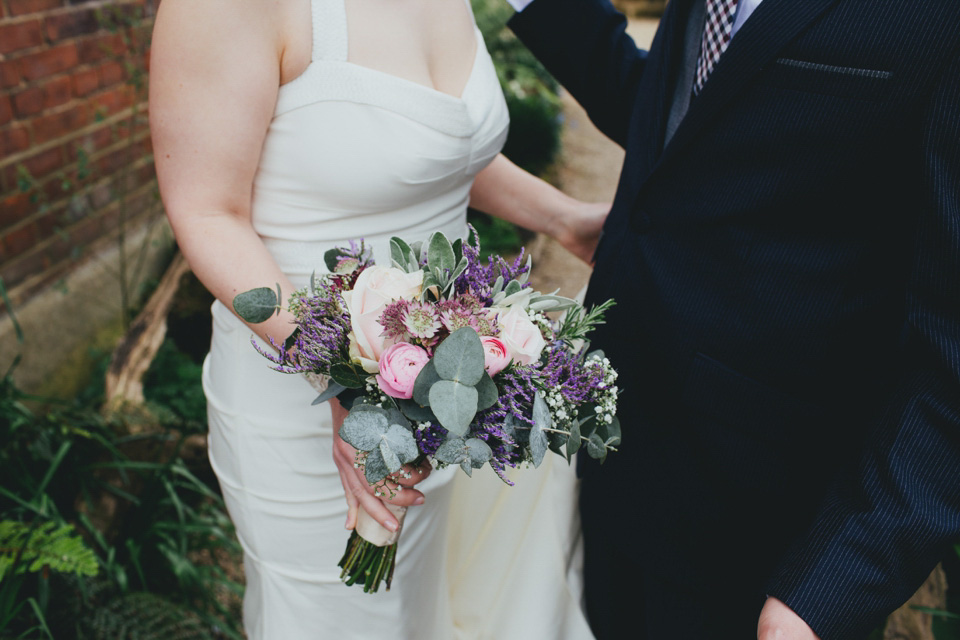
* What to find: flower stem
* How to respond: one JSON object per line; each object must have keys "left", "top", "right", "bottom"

{"left": 338, "top": 531, "right": 399, "bottom": 593}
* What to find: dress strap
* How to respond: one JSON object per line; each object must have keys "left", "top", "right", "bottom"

{"left": 310, "top": 0, "right": 348, "bottom": 62}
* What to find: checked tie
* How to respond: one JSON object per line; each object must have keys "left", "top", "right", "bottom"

{"left": 693, "top": 0, "right": 740, "bottom": 95}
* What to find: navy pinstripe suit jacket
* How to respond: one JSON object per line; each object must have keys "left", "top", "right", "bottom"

{"left": 511, "top": 1, "right": 960, "bottom": 637}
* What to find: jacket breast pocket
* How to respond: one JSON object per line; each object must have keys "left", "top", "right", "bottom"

{"left": 762, "top": 57, "right": 893, "bottom": 101}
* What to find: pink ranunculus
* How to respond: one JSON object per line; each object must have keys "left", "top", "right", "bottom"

{"left": 480, "top": 336, "right": 511, "bottom": 377}
{"left": 376, "top": 342, "right": 431, "bottom": 399}
{"left": 495, "top": 306, "right": 546, "bottom": 366}
{"left": 340, "top": 266, "right": 424, "bottom": 373}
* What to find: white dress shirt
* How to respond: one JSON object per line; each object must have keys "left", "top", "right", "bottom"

{"left": 507, "top": 0, "right": 764, "bottom": 39}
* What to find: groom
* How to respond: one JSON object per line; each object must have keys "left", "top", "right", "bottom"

{"left": 508, "top": 0, "right": 960, "bottom": 638}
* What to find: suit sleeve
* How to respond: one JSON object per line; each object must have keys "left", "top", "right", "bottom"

{"left": 507, "top": 0, "right": 647, "bottom": 148}
{"left": 767, "top": 44, "right": 960, "bottom": 640}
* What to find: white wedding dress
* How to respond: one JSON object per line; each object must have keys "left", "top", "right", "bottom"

{"left": 201, "top": 0, "right": 593, "bottom": 637}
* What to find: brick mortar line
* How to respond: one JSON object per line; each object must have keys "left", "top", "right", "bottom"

{"left": 0, "top": 100, "right": 147, "bottom": 169}
{"left": 14, "top": 150, "right": 156, "bottom": 229}
{"left": 0, "top": 0, "right": 142, "bottom": 22}
{"left": 2, "top": 175, "right": 160, "bottom": 269}
{"left": 0, "top": 57, "right": 141, "bottom": 97}
{"left": 0, "top": 25, "right": 149, "bottom": 64}
{"left": 6, "top": 198, "right": 164, "bottom": 304}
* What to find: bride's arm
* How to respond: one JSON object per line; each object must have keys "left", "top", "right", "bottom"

{"left": 150, "top": 0, "right": 296, "bottom": 345}
{"left": 469, "top": 155, "right": 610, "bottom": 264}
{"left": 151, "top": 0, "right": 422, "bottom": 532}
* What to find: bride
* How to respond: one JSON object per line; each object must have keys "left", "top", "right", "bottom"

{"left": 150, "top": 0, "right": 605, "bottom": 636}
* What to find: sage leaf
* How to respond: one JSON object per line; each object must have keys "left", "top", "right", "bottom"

{"left": 433, "top": 327, "right": 485, "bottom": 386}
{"left": 427, "top": 232, "right": 456, "bottom": 272}
{"left": 429, "top": 380, "right": 478, "bottom": 437}
{"left": 232, "top": 287, "right": 278, "bottom": 324}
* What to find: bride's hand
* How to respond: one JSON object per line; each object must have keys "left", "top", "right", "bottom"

{"left": 330, "top": 398, "right": 431, "bottom": 532}
{"left": 552, "top": 200, "right": 611, "bottom": 265}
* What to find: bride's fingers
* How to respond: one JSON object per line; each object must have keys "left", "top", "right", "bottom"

{"left": 391, "top": 463, "right": 431, "bottom": 488}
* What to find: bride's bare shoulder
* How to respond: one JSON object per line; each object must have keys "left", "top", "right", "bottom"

{"left": 153, "top": 0, "right": 283, "bottom": 60}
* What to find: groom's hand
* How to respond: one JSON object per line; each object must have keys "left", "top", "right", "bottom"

{"left": 330, "top": 398, "right": 431, "bottom": 532}
{"left": 758, "top": 597, "right": 820, "bottom": 640}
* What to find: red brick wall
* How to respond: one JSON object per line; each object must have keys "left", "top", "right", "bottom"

{"left": 0, "top": 0, "right": 159, "bottom": 307}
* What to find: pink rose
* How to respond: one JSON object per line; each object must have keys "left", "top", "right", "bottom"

{"left": 376, "top": 343, "right": 430, "bottom": 399}
{"left": 341, "top": 266, "right": 424, "bottom": 373}
{"left": 480, "top": 336, "right": 511, "bottom": 377}
{"left": 495, "top": 306, "right": 546, "bottom": 366}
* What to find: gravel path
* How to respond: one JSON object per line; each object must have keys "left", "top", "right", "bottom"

{"left": 527, "top": 18, "right": 659, "bottom": 296}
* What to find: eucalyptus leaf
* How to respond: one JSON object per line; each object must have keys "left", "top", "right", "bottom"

{"left": 364, "top": 448, "right": 391, "bottom": 484}
{"left": 566, "top": 421, "right": 582, "bottom": 461}
{"left": 340, "top": 406, "right": 389, "bottom": 451}
{"left": 433, "top": 327, "right": 485, "bottom": 386}
{"left": 464, "top": 438, "right": 493, "bottom": 468}
{"left": 586, "top": 433, "right": 608, "bottom": 463}
{"left": 435, "top": 438, "right": 467, "bottom": 465}
{"left": 429, "top": 380, "right": 478, "bottom": 437}
{"left": 232, "top": 287, "right": 278, "bottom": 324}
{"left": 383, "top": 423, "right": 419, "bottom": 465}
{"left": 578, "top": 404, "right": 599, "bottom": 437}
{"left": 412, "top": 359, "right": 442, "bottom": 406}
{"left": 460, "top": 461, "right": 473, "bottom": 476}
{"left": 598, "top": 416, "right": 621, "bottom": 447}
{"left": 312, "top": 381, "right": 346, "bottom": 405}
{"left": 379, "top": 439, "right": 401, "bottom": 473}
{"left": 475, "top": 373, "right": 498, "bottom": 411}
{"left": 427, "top": 232, "right": 456, "bottom": 272}
{"left": 396, "top": 398, "right": 436, "bottom": 423}
{"left": 529, "top": 392, "right": 552, "bottom": 467}
{"left": 330, "top": 363, "right": 367, "bottom": 389}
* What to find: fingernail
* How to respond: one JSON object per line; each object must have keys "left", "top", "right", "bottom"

{"left": 414, "top": 496, "right": 425, "bottom": 505}
{"left": 386, "top": 521, "right": 398, "bottom": 531}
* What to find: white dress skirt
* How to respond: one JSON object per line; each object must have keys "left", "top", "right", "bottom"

{"left": 201, "top": 0, "right": 593, "bottom": 637}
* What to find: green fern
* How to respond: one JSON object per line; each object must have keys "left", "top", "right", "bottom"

{"left": 0, "top": 521, "right": 99, "bottom": 581}
{"left": 85, "top": 592, "right": 211, "bottom": 640}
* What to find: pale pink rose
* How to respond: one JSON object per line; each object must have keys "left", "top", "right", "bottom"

{"left": 341, "top": 266, "right": 424, "bottom": 373}
{"left": 480, "top": 336, "right": 511, "bottom": 377}
{"left": 496, "top": 306, "right": 546, "bottom": 366}
{"left": 376, "top": 343, "right": 430, "bottom": 399}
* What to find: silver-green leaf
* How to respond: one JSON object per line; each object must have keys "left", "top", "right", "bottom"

{"left": 340, "top": 405, "right": 389, "bottom": 451}
{"left": 429, "top": 380, "right": 478, "bottom": 437}
{"left": 433, "top": 327, "right": 485, "bottom": 386}
{"left": 412, "top": 359, "right": 442, "bottom": 406}
{"left": 232, "top": 287, "right": 279, "bottom": 324}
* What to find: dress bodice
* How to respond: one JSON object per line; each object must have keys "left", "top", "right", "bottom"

{"left": 250, "top": 0, "right": 509, "bottom": 283}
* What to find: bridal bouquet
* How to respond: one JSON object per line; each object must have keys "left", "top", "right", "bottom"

{"left": 233, "top": 229, "right": 620, "bottom": 593}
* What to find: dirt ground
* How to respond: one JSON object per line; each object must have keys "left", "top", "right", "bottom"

{"left": 527, "top": 18, "right": 659, "bottom": 296}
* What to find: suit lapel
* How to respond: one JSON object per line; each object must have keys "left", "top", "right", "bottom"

{"left": 645, "top": 0, "right": 840, "bottom": 177}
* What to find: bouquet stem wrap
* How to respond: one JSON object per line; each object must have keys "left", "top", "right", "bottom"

{"left": 338, "top": 503, "right": 408, "bottom": 592}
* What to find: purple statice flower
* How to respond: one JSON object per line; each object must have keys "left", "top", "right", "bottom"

{"left": 253, "top": 285, "right": 351, "bottom": 375}
{"left": 539, "top": 343, "right": 606, "bottom": 406}
{"left": 415, "top": 422, "right": 447, "bottom": 457}
{"left": 453, "top": 228, "right": 532, "bottom": 305}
